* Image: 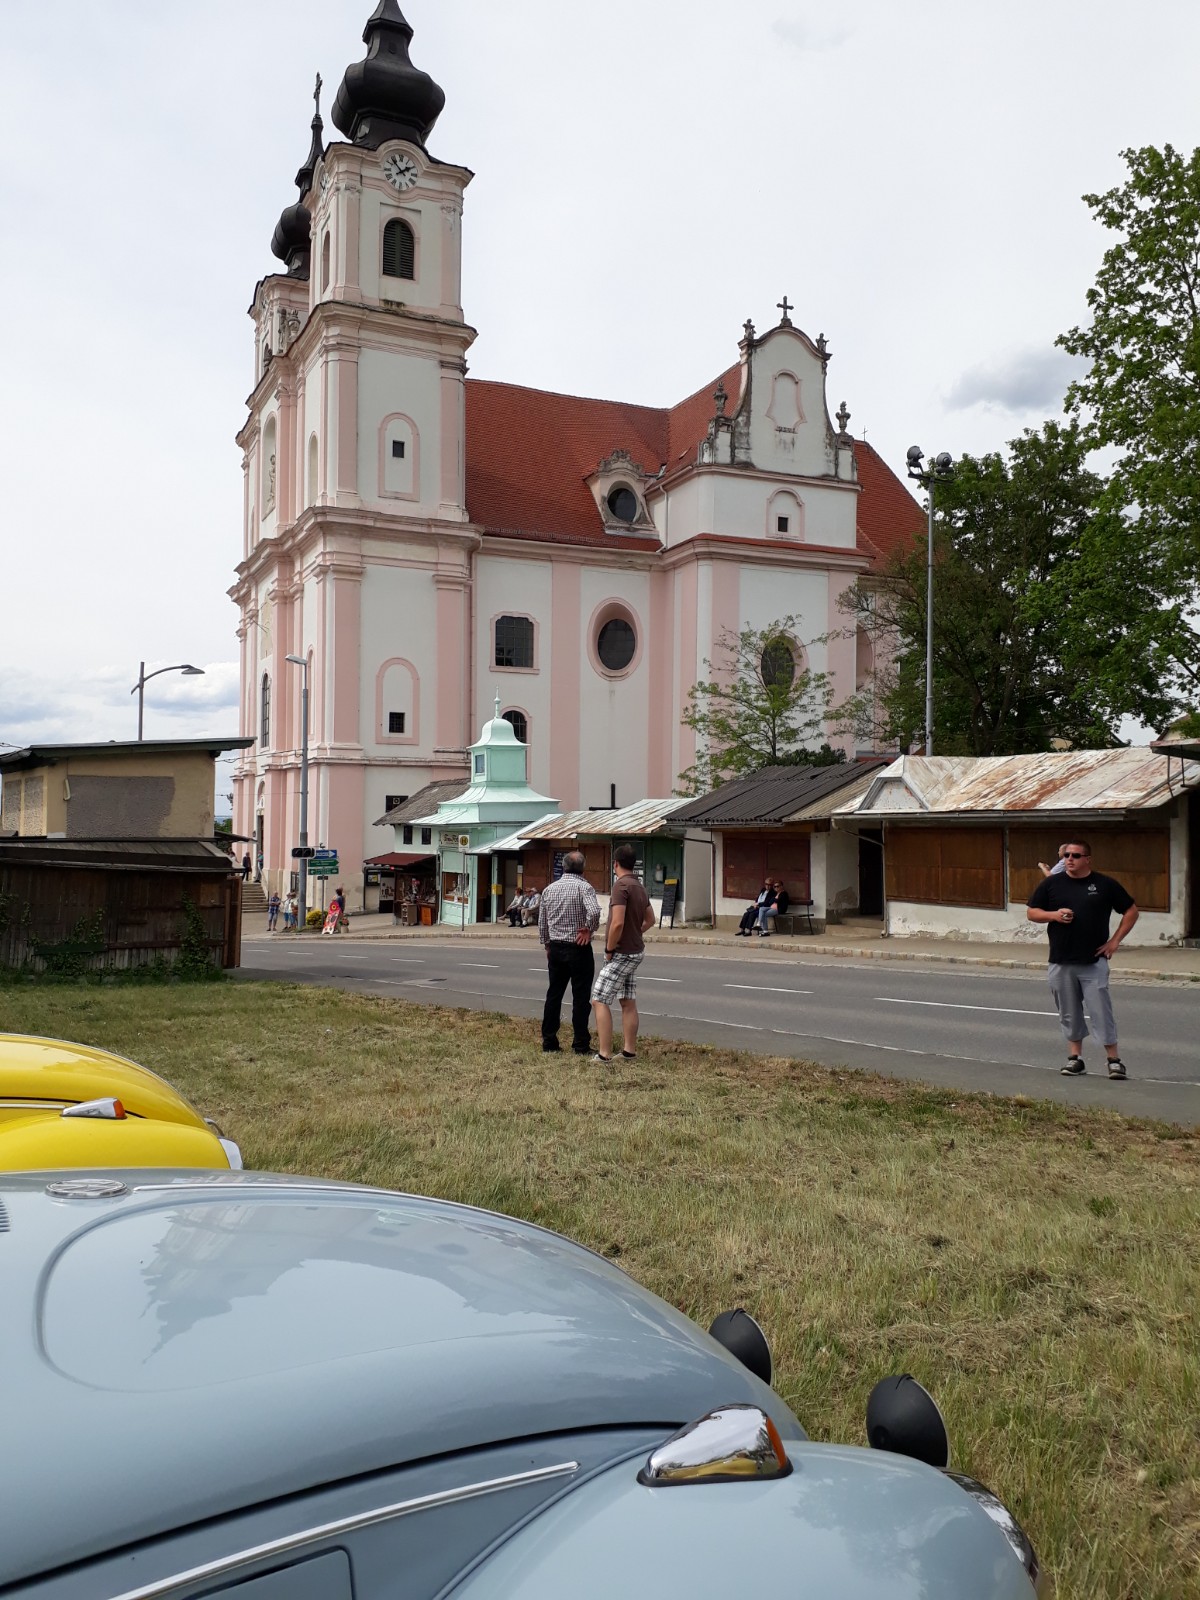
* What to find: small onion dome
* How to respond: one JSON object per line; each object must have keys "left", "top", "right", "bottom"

{"left": 332, "top": 1, "right": 445, "bottom": 151}
{"left": 270, "top": 77, "right": 325, "bottom": 279}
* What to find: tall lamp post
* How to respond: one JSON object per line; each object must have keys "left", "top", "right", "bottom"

{"left": 905, "top": 448, "right": 955, "bottom": 755}
{"left": 285, "top": 654, "right": 310, "bottom": 929}
{"left": 131, "top": 662, "right": 205, "bottom": 740}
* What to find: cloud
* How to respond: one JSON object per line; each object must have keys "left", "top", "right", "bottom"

{"left": 944, "top": 346, "right": 1085, "bottom": 416}
{"left": 0, "top": 662, "right": 239, "bottom": 747}
{"left": 771, "top": 15, "right": 853, "bottom": 52}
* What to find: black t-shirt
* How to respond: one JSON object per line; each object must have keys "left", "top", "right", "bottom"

{"left": 1027, "top": 871, "right": 1135, "bottom": 964}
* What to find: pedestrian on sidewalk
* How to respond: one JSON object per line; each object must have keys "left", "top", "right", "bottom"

{"left": 537, "top": 852, "right": 600, "bottom": 1054}
{"left": 241, "top": 852, "right": 251, "bottom": 883}
{"left": 1037, "top": 843, "right": 1070, "bottom": 878}
{"left": 267, "top": 889, "right": 281, "bottom": 931}
{"left": 590, "top": 844, "right": 655, "bottom": 1063}
{"left": 1026, "top": 839, "right": 1139, "bottom": 1079}
{"left": 282, "top": 890, "right": 297, "bottom": 930}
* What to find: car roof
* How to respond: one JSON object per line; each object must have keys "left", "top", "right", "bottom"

{"left": 1, "top": 1171, "right": 793, "bottom": 1584}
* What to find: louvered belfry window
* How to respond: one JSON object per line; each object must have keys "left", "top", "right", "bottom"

{"left": 382, "top": 219, "right": 415, "bottom": 280}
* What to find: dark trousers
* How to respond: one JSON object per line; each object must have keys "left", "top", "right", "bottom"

{"left": 542, "top": 941, "right": 595, "bottom": 1050}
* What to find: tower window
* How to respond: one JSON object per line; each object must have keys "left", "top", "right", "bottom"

{"left": 385, "top": 794, "right": 408, "bottom": 812}
{"left": 382, "top": 219, "right": 415, "bottom": 280}
{"left": 494, "top": 615, "right": 534, "bottom": 670}
{"left": 260, "top": 675, "right": 271, "bottom": 748}
{"left": 391, "top": 440, "right": 406, "bottom": 459}
{"left": 502, "top": 709, "right": 528, "bottom": 743}
{"left": 388, "top": 711, "right": 406, "bottom": 734}
{"left": 320, "top": 231, "right": 330, "bottom": 291}
{"left": 776, "top": 515, "right": 789, "bottom": 533}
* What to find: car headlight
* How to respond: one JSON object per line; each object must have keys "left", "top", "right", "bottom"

{"left": 945, "top": 1471, "right": 1046, "bottom": 1595}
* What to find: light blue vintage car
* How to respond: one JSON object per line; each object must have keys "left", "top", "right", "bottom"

{"left": 1, "top": 1171, "right": 1044, "bottom": 1597}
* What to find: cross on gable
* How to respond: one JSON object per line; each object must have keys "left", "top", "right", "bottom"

{"left": 777, "top": 295, "right": 794, "bottom": 325}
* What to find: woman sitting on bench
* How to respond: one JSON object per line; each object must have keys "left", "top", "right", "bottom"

{"left": 737, "top": 880, "right": 774, "bottom": 935}
{"left": 757, "top": 881, "right": 790, "bottom": 935}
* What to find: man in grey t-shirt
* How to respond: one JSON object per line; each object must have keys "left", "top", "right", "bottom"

{"left": 590, "top": 843, "right": 656, "bottom": 1063}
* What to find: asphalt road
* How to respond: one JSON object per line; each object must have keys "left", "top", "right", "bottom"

{"left": 240, "top": 936, "right": 1200, "bottom": 1125}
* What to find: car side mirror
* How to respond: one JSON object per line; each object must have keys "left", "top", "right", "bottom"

{"left": 708, "top": 1308, "right": 772, "bottom": 1386}
{"left": 866, "top": 1375, "right": 950, "bottom": 1468}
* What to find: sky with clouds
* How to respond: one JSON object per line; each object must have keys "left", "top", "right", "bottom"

{"left": 3, "top": 0, "right": 1197, "bottom": 780}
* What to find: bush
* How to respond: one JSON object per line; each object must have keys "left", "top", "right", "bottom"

{"left": 306, "top": 907, "right": 325, "bottom": 928}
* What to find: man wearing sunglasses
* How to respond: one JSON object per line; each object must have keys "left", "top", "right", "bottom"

{"left": 1026, "top": 840, "right": 1139, "bottom": 1078}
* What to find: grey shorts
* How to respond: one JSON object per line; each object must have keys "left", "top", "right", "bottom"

{"left": 590, "top": 951, "right": 643, "bottom": 1005}
{"left": 1048, "top": 959, "right": 1117, "bottom": 1046}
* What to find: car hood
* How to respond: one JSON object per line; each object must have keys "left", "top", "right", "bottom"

{"left": 0, "top": 1171, "right": 800, "bottom": 1583}
{"left": 0, "top": 1033, "right": 208, "bottom": 1127}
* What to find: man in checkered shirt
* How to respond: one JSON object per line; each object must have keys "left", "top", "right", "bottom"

{"left": 537, "top": 852, "right": 601, "bottom": 1054}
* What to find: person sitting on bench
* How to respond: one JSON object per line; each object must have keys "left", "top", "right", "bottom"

{"left": 737, "top": 880, "right": 774, "bottom": 935}
{"left": 758, "top": 881, "right": 790, "bottom": 935}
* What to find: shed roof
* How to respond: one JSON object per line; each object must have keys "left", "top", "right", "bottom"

{"left": 0, "top": 738, "right": 253, "bottom": 772}
{"left": 375, "top": 780, "right": 468, "bottom": 827}
{"left": 839, "top": 749, "right": 1200, "bottom": 822}
{"left": 669, "top": 760, "right": 888, "bottom": 827}
{"left": 518, "top": 799, "right": 685, "bottom": 840}
{"left": 0, "top": 838, "right": 236, "bottom": 873}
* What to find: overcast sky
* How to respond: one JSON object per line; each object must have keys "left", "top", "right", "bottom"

{"left": 3, "top": 0, "right": 1197, "bottom": 789}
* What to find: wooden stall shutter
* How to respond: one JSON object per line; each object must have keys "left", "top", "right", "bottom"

{"left": 1008, "top": 825, "right": 1170, "bottom": 912}
{"left": 887, "top": 827, "right": 1004, "bottom": 908}
{"left": 723, "top": 833, "right": 810, "bottom": 901}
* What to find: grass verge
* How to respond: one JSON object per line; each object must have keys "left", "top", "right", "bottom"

{"left": 5, "top": 982, "right": 1198, "bottom": 1598}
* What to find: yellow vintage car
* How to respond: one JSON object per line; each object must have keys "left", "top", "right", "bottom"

{"left": 0, "top": 1034, "right": 241, "bottom": 1172}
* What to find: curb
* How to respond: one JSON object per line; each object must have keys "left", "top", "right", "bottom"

{"left": 242, "top": 924, "right": 1199, "bottom": 984}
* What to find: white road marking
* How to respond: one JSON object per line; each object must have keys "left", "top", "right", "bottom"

{"left": 634, "top": 976, "right": 681, "bottom": 983}
{"left": 389, "top": 957, "right": 425, "bottom": 963}
{"left": 876, "top": 997, "right": 1056, "bottom": 1017}
{"left": 461, "top": 963, "right": 500, "bottom": 969}
{"left": 724, "top": 984, "right": 815, "bottom": 995}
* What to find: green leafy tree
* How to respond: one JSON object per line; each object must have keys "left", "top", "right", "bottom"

{"left": 1058, "top": 142, "right": 1200, "bottom": 708}
{"left": 677, "top": 618, "right": 839, "bottom": 794}
{"left": 840, "top": 422, "right": 1171, "bottom": 755}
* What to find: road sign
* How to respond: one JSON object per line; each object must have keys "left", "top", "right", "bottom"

{"left": 291, "top": 846, "right": 315, "bottom": 859}
{"left": 314, "top": 848, "right": 337, "bottom": 860}
{"left": 308, "top": 860, "right": 338, "bottom": 878}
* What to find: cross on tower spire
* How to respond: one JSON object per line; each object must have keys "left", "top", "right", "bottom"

{"left": 777, "top": 294, "right": 794, "bottom": 326}
{"left": 314, "top": 72, "right": 323, "bottom": 115}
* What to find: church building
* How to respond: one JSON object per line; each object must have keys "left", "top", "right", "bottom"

{"left": 230, "top": 2, "right": 922, "bottom": 905}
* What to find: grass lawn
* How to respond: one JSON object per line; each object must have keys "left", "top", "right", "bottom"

{"left": 5, "top": 980, "right": 1199, "bottom": 1598}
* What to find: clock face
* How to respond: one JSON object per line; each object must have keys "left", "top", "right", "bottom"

{"left": 382, "top": 152, "right": 419, "bottom": 191}
{"left": 318, "top": 168, "right": 329, "bottom": 195}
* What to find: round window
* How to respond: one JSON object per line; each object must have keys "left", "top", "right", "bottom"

{"left": 597, "top": 618, "right": 636, "bottom": 672}
{"left": 606, "top": 486, "right": 639, "bottom": 524}
{"left": 760, "top": 638, "right": 796, "bottom": 689}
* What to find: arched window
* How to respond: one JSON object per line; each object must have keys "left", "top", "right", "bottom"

{"left": 260, "top": 675, "right": 271, "bottom": 748}
{"left": 320, "top": 231, "right": 331, "bottom": 292}
{"left": 382, "top": 219, "right": 415, "bottom": 280}
{"left": 760, "top": 637, "right": 797, "bottom": 690}
{"left": 494, "top": 615, "right": 534, "bottom": 670}
{"left": 261, "top": 416, "right": 277, "bottom": 515}
{"left": 502, "top": 709, "right": 528, "bottom": 743}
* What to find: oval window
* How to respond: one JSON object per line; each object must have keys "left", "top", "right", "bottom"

{"left": 597, "top": 619, "right": 636, "bottom": 672}
{"left": 760, "top": 639, "right": 796, "bottom": 689}
{"left": 606, "top": 486, "right": 639, "bottom": 524}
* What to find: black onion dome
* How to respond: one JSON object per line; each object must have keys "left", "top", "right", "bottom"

{"left": 271, "top": 78, "right": 325, "bottom": 279}
{"left": 331, "top": 1, "right": 445, "bottom": 150}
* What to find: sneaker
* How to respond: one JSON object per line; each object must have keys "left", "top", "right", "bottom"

{"left": 590, "top": 1053, "right": 612, "bottom": 1065}
{"left": 620, "top": 1050, "right": 637, "bottom": 1060}
{"left": 1061, "top": 1056, "right": 1086, "bottom": 1076}
{"left": 1107, "top": 1058, "right": 1127, "bottom": 1080}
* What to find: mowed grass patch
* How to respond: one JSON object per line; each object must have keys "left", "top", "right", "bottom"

{"left": 7, "top": 981, "right": 1199, "bottom": 1599}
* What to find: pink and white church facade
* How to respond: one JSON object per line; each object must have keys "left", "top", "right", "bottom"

{"left": 230, "top": 2, "right": 922, "bottom": 906}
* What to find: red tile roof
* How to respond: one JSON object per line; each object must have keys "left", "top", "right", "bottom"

{"left": 464, "top": 373, "right": 922, "bottom": 565}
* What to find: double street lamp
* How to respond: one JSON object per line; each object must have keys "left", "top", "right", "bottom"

{"left": 285, "top": 654, "right": 310, "bottom": 929}
{"left": 905, "top": 447, "right": 955, "bottom": 756}
{"left": 131, "top": 661, "right": 205, "bottom": 740}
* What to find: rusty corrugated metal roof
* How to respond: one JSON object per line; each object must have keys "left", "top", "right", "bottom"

{"left": 839, "top": 748, "right": 1200, "bottom": 819}
{"left": 669, "top": 761, "right": 888, "bottom": 827}
{"left": 518, "top": 799, "right": 684, "bottom": 840}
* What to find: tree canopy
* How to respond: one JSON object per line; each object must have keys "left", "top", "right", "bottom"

{"left": 677, "top": 619, "right": 840, "bottom": 794}
{"left": 842, "top": 422, "right": 1175, "bottom": 755}
{"left": 1058, "top": 142, "right": 1200, "bottom": 713}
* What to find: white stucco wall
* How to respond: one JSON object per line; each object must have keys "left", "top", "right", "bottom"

{"left": 474, "top": 553, "right": 554, "bottom": 791}
{"left": 577, "top": 565, "right": 653, "bottom": 808}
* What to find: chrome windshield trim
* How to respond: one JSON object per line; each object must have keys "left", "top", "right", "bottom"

{"left": 105, "top": 1461, "right": 580, "bottom": 1600}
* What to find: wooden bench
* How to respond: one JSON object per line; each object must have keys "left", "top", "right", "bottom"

{"left": 772, "top": 901, "right": 815, "bottom": 936}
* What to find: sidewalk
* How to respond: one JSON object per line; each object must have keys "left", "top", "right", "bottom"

{"left": 242, "top": 911, "right": 1200, "bottom": 984}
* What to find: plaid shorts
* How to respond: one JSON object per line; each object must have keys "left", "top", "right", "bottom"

{"left": 590, "top": 950, "right": 644, "bottom": 1005}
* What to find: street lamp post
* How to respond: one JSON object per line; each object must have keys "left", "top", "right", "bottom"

{"left": 905, "top": 448, "right": 955, "bottom": 756}
{"left": 285, "top": 654, "right": 310, "bottom": 929}
{"left": 131, "top": 662, "right": 205, "bottom": 740}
